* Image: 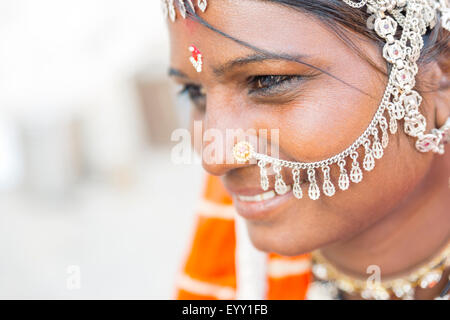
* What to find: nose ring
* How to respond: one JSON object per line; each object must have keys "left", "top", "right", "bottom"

{"left": 233, "top": 141, "right": 254, "bottom": 163}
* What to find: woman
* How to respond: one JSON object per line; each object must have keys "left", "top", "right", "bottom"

{"left": 163, "top": 0, "right": 450, "bottom": 300}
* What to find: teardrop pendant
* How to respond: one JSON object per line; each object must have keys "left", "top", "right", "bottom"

{"left": 339, "top": 172, "right": 350, "bottom": 190}
{"left": 307, "top": 168, "right": 320, "bottom": 200}
{"left": 372, "top": 140, "right": 384, "bottom": 159}
{"left": 338, "top": 160, "right": 349, "bottom": 190}
{"left": 379, "top": 116, "right": 389, "bottom": 149}
{"left": 322, "top": 166, "right": 335, "bottom": 197}
{"left": 370, "top": 128, "right": 384, "bottom": 159}
{"left": 392, "top": 101, "right": 405, "bottom": 120}
{"left": 350, "top": 152, "right": 363, "bottom": 183}
{"left": 390, "top": 116, "right": 398, "bottom": 134}
{"left": 258, "top": 160, "right": 269, "bottom": 191}
{"left": 178, "top": 0, "right": 187, "bottom": 18}
{"left": 382, "top": 129, "right": 389, "bottom": 148}
{"left": 292, "top": 168, "right": 303, "bottom": 199}
{"left": 168, "top": 0, "right": 176, "bottom": 22}
{"left": 274, "top": 163, "right": 288, "bottom": 195}
{"left": 362, "top": 139, "right": 375, "bottom": 171}
{"left": 363, "top": 151, "right": 375, "bottom": 171}
{"left": 198, "top": 0, "right": 207, "bottom": 12}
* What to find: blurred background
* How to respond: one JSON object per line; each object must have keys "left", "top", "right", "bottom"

{"left": 0, "top": 0, "right": 204, "bottom": 298}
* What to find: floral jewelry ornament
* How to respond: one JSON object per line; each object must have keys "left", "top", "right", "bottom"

{"left": 189, "top": 45, "right": 203, "bottom": 73}
{"left": 161, "top": 0, "right": 208, "bottom": 22}
{"left": 233, "top": 141, "right": 254, "bottom": 163}
{"left": 232, "top": 0, "right": 450, "bottom": 201}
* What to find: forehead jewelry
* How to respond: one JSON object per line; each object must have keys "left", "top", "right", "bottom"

{"left": 189, "top": 45, "right": 203, "bottom": 72}
{"left": 161, "top": 0, "right": 208, "bottom": 22}
{"left": 233, "top": 0, "right": 450, "bottom": 201}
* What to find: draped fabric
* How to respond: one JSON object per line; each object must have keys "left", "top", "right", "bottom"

{"left": 175, "top": 174, "right": 312, "bottom": 300}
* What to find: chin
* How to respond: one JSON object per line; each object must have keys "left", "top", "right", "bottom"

{"left": 245, "top": 221, "right": 326, "bottom": 256}
{"left": 242, "top": 201, "right": 370, "bottom": 257}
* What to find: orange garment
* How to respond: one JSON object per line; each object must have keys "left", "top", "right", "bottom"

{"left": 176, "top": 174, "right": 312, "bottom": 300}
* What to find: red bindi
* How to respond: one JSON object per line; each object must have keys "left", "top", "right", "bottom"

{"left": 189, "top": 45, "right": 203, "bottom": 73}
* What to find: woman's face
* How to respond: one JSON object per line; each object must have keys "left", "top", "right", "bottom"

{"left": 168, "top": 1, "right": 435, "bottom": 255}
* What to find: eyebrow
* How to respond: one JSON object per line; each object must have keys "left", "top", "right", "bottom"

{"left": 168, "top": 68, "right": 188, "bottom": 78}
{"left": 168, "top": 52, "right": 311, "bottom": 80}
{"left": 212, "top": 53, "right": 311, "bottom": 77}
{"left": 186, "top": 12, "right": 375, "bottom": 98}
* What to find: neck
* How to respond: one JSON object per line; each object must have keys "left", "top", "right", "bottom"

{"left": 320, "top": 150, "right": 450, "bottom": 299}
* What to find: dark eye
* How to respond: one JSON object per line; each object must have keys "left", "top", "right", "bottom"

{"left": 248, "top": 75, "right": 303, "bottom": 95}
{"left": 178, "top": 84, "right": 206, "bottom": 111}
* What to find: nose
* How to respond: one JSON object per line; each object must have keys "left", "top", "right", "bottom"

{"left": 200, "top": 90, "right": 255, "bottom": 176}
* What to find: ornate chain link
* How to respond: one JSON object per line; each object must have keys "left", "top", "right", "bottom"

{"left": 252, "top": 78, "right": 394, "bottom": 170}
{"left": 232, "top": 0, "right": 450, "bottom": 201}
{"left": 343, "top": 0, "right": 368, "bottom": 8}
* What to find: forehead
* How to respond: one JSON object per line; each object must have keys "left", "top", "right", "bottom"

{"left": 167, "top": 0, "right": 341, "bottom": 71}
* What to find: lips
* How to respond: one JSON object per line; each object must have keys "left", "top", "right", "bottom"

{"left": 228, "top": 184, "right": 298, "bottom": 221}
{"left": 237, "top": 185, "right": 292, "bottom": 202}
{"left": 223, "top": 161, "right": 308, "bottom": 221}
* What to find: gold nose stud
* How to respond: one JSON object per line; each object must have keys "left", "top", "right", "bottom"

{"left": 233, "top": 141, "right": 254, "bottom": 163}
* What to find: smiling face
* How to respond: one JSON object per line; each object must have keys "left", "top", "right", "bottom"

{"left": 168, "top": 1, "right": 438, "bottom": 256}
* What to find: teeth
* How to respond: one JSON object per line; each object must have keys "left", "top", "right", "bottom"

{"left": 238, "top": 185, "right": 292, "bottom": 202}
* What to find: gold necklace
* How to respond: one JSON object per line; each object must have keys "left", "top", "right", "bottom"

{"left": 311, "top": 242, "right": 450, "bottom": 300}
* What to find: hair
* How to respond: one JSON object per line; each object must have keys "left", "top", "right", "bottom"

{"left": 185, "top": 0, "right": 449, "bottom": 93}
{"left": 264, "top": 0, "right": 449, "bottom": 91}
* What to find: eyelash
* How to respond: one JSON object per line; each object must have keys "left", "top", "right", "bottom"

{"left": 178, "top": 75, "right": 303, "bottom": 102}
{"left": 178, "top": 84, "right": 205, "bottom": 101}
{"left": 247, "top": 75, "right": 303, "bottom": 95}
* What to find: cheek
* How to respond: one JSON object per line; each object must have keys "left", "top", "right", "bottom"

{"left": 243, "top": 75, "right": 436, "bottom": 255}
{"left": 246, "top": 113, "right": 435, "bottom": 256}
{"left": 276, "top": 77, "right": 383, "bottom": 162}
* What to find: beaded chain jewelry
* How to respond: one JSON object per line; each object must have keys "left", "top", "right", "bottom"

{"left": 232, "top": 0, "right": 450, "bottom": 201}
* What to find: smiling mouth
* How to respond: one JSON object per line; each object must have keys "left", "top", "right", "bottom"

{"left": 232, "top": 184, "right": 295, "bottom": 221}
{"left": 237, "top": 185, "right": 292, "bottom": 202}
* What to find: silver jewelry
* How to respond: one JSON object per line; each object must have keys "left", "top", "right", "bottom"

{"left": 233, "top": 1, "right": 450, "bottom": 201}
{"left": 161, "top": 0, "right": 208, "bottom": 22}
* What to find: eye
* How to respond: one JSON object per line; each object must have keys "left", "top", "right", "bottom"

{"left": 247, "top": 75, "right": 304, "bottom": 95}
{"left": 178, "top": 83, "right": 205, "bottom": 99}
{"left": 178, "top": 84, "right": 206, "bottom": 111}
